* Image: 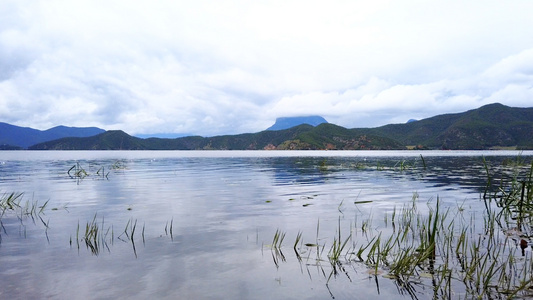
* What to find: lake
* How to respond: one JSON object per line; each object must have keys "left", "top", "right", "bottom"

{"left": 1, "top": 150, "right": 532, "bottom": 299}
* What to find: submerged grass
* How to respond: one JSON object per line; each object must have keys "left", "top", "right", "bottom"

{"left": 74, "top": 216, "right": 159, "bottom": 256}
{"left": 269, "top": 157, "right": 533, "bottom": 299}
{"left": 0, "top": 192, "right": 51, "bottom": 242}
{"left": 67, "top": 160, "right": 127, "bottom": 183}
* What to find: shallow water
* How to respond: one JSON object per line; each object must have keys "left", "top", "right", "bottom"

{"left": 0, "top": 150, "right": 532, "bottom": 299}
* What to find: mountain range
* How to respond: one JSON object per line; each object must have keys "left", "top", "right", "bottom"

{"left": 2, "top": 103, "right": 532, "bottom": 150}
{"left": 0, "top": 123, "right": 105, "bottom": 149}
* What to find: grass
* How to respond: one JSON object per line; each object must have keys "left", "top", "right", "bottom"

{"left": 80, "top": 214, "right": 108, "bottom": 255}
{"left": 0, "top": 192, "right": 50, "bottom": 241}
{"left": 271, "top": 198, "right": 533, "bottom": 298}
{"left": 165, "top": 218, "right": 174, "bottom": 241}
{"left": 72, "top": 216, "right": 162, "bottom": 256}
{"left": 68, "top": 162, "right": 88, "bottom": 179}
{"left": 268, "top": 157, "right": 533, "bottom": 299}
{"left": 0, "top": 190, "right": 156, "bottom": 257}
{"left": 67, "top": 160, "right": 128, "bottom": 183}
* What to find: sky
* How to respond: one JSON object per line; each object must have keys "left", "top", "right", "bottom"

{"left": 1, "top": 0, "right": 533, "bottom": 137}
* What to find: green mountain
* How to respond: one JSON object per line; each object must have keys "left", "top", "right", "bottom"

{"left": 29, "top": 130, "right": 148, "bottom": 150}
{"left": 29, "top": 123, "right": 403, "bottom": 150}
{"left": 27, "top": 103, "right": 533, "bottom": 150}
{"left": 353, "top": 103, "right": 533, "bottom": 150}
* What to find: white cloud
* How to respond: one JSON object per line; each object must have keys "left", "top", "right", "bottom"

{"left": 1, "top": 0, "right": 533, "bottom": 136}
{"left": 482, "top": 49, "right": 533, "bottom": 84}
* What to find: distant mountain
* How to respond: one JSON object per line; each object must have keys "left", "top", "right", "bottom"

{"left": 24, "top": 103, "right": 533, "bottom": 150}
{"left": 136, "top": 133, "right": 190, "bottom": 139}
{"left": 30, "top": 124, "right": 403, "bottom": 150}
{"left": 266, "top": 116, "right": 328, "bottom": 131}
{"left": 0, "top": 122, "right": 105, "bottom": 149}
{"left": 29, "top": 130, "right": 147, "bottom": 150}
{"left": 353, "top": 103, "right": 533, "bottom": 150}
{"left": 0, "top": 144, "right": 22, "bottom": 150}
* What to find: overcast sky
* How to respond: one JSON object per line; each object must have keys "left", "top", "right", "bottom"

{"left": 1, "top": 0, "right": 532, "bottom": 136}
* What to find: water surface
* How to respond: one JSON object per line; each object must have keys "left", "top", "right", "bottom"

{"left": 0, "top": 150, "right": 532, "bottom": 299}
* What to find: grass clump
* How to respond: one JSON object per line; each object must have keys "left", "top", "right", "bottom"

{"left": 267, "top": 158, "right": 533, "bottom": 299}
{"left": 67, "top": 161, "right": 127, "bottom": 183}
{"left": 1, "top": 192, "right": 50, "bottom": 241}
{"left": 76, "top": 214, "right": 113, "bottom": 255}
{"left": 74, "top": 215, "right": 146, "bottom": 257}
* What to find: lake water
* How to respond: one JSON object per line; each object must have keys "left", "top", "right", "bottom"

{"left": 1, "top": 150, "right": 532, "bottom": 299}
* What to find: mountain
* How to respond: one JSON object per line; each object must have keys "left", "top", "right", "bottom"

{"left": 22, "top": 103, "right": 533, "bottom": 150}
{"left": 266, "top": 116, "right": 328, "bottom": 131}
{"left": 353, "top": 103, "right": 533, "bottom": 150}
{"left": 135, "top": 133, "right": 190, "bottom": 139}
{"left": 30, "top": 124, "right": 403, "bottom": 150}
{"left": 0, "top": 123, "right": 105, "bottom": 149}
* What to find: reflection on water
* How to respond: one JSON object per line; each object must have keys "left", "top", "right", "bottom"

{"left": 0, "top": 150, "right": 532, "bottom": 299}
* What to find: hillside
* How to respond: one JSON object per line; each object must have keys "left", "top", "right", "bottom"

{"left": 29, "top": 130, "right": 149, "bottom": 150}
{"left": 353, "top": 103, "right": 533, "bottom": 149}
{"left": 29, "top": 124, "right": 404, "bottom": 150}
{"left": 0, "top": 123, "right": 105, "bottom": 149}
{"left": 23, "top": 103, "right": 533, "bottom": 150}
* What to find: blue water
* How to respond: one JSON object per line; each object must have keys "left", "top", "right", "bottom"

{"left": 0, "top": 150, "right": 532, "bottom": 299}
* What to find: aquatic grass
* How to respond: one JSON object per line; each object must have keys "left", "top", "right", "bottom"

{"left": 75, "top": 215, "right": 147, "bottom": 256}
{"left": 165, "top": 218, "right": 174, "bottom": 240}
{"left": 272, "top": 229, "right": 286, "bottom": 249}
{"left": 486, "top": 160, "right": 533, "bottom": 236}
{"left": 270, "top": 229, "right": 287, "bottom": 268}
{"left": 419, "top": 154, "right": 427, "bottom": 170}
{"left": 355, "top": 236, "right": 376, "bottom": 261}
{"left": 293, "top": 231, "right": 302, "bottom": 251}
{"left": 82, "top": 214, "right": 104, "bottom": 255}
{"left": 0, "top": 192, "right": 24, "bottom": 213}
{"left": 68, "top": 162, "right": 87, "bottom": 179}
{"left": 118, "top": 218, "right": 139, "bottom": 244}
{"left": 0, "top": 192, "right": 51, "bottom": 241}
{"left": 337, "top": 200, "right": 344, "bottom": 214}
{"left": 328, "top": 218, "right": 351, "bottom": 265}
{"left": 142, "top": 222, "right": 145, "bottom": 244}
{"left": 353, "top": 200, "right": 373, "bottom": 205}
{"left": 67, "top": 161, "right": 126, "bottom": 183}
{"left": 266, "top": 159, "right": 533, "bottom": 299}
{"left": 170, "top": 218, "right": 173, "bottom": 240}
{"left": 96, "top": 166, "right": 109, "bottom": 179}
{"left": 111, "top": 160, "right": 127, "bottom": 170}
{"left": 394, "top": 159, "right": 410, "bottom": 171}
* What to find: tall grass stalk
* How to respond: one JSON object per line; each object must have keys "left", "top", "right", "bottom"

{"left": 268, "top": 161, "right": 533, "bottom": 299}
{"left": 1, "top": 192, "right": 51, "bottom": 239}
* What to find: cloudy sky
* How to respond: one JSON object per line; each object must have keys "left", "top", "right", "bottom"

{"left": 1, "top": 0, "right": 532, "bottom": 136}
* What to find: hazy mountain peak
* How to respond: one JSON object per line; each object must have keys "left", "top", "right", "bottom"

{"left": 266, "top": 116, "right": 328, "bottom": 131}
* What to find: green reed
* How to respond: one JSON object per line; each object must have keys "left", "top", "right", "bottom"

{"left": 165, "top": 218, "right": 174, "bottom": 241}
{"left": 74, "top": 215, "right": 149, "bottom": 256}
{"left": 267, "top": 157, "right": 533, "bottom": 298}
{"left": 328, "top": 218, "right": 351, "bottom": 265}
{"left": 0, "top": 192, "right": 51, "bottom": 239}
{"left": 67, "top": 161, "right": 122, "bottom": 183}
{"left": 272, "top": 229, "right": 286, "bottom": 249}
{"left": 68, "top": 162, "right": 87, "bottom": 179}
